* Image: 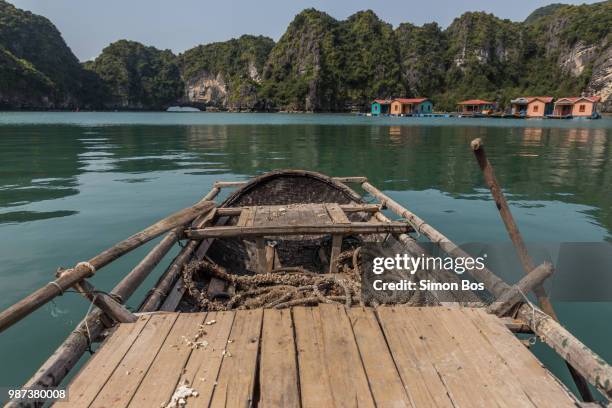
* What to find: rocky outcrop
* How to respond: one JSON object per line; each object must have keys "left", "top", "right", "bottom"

{"left": 0, "top": 0, "right": 88, "bottom": 108}
{"left": 586, "top": 44, "right": 612, "bottom": 111}
{"left": 184, "top": 71, "right": 228, "bottom": 107}
{"left": 179, "top": 35, "right": 274, "bottom": 110}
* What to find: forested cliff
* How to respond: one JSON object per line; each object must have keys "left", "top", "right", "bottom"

{"left": 0, "top": 0, "right": 610, "bottom": 111}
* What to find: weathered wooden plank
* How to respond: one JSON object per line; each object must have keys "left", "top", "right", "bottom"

{"left": 179, "top": 311, "right": 235, "bottom": 408}
{"left": 329, "top": 234, "right": 343, "bottom": 273}
{"left": 435, "top": 307, "right": 536, "bottom": 407}
{"left": 376, "top": 307, "right": 454, "bottom": 407}
{"left": 256, "top": 237, "right": 267, "bottom": 274}
{"left": 411, "top": 307, "right": 509, "bottom": 407}
{"left": 464, "top": 308, "right": 576, "bottom": 407}
{"left": 55, "top": 316, "right": 151, "bottom": 408}
{"left": 325, "top": 203, "right": 350, "bottom": 224}
{"left": 259, "top": 309, "right": 300, "bottom": 407}
{"left": 89, "top": 313, "right": 178, "bottom": 407}
{"left": 292, "top": 307, "right": 336, "bottom": 407}
{"left": 128, "top": 313, "right": 208, "bottom": 407}
{"left": 317, "top": 303, "right": 376, "bottom": 407}
{"left": 312, "top": 204, "right": 334, "bottom": 225}
{"left": 216, "top": 204, "right": 380, "bottom": 216}
{"left": 347, "top": 307, "right": 413, "bottom": 407}
{"left": 253, "top": 205, "right": 271, "bottom": 226}
{"left": 186, "top": 222, "right": 412, "bottom": 239}
{"left": 236, "top": 208, "right": 252, "bottom": 227}
{"left": 209, "top": 309, "right": 263, "bottom": 408}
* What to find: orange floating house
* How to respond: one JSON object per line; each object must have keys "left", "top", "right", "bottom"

{"left": 457, "top": 99, "right": 496, "bottom": 115}
{"left": 550, "top": 96, "right": 601, "bottom": 119}
{"left": 390, "top": 98, "right": 433, "bottom": 116}
{"left": 510, "top": 97, "right": 554, "bottom": 118}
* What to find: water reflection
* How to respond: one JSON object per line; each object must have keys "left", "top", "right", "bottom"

{"left": 0, "top": 123, "right": 610, "bottom": 240}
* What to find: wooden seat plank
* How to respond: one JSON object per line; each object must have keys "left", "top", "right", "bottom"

{"left": 435, "top": 308, "right": 536, "bottom": 407}
{"left": 236, "top": 208, "right": 251, "bottom": 227}
{"left": 325, "top": 203, "right": 350, "bottom": 224}
{"left": 259, "top": 309, "right": 300, "bottom": 407}
{"left": 89, "top": 313, "right": 179, "bottom": 408}
{"left": 209, "top": 309, "right": 263, "bottom": 408}
{"left": 293, "top": 307, "right": 336, "bottom": 407}
{"left": 376, "top": 307, "right": 454, "bottom": 407}
{"left": 404, "top": 307, "right": 501, "bottom": 408}
{"left": 128, "top": 313, "right": 208, "bottom": 408}
{"left": 312, "top": 204, "right": 334, "bottom": 225}
{"left": 317, "top": 303, "right": 376, "bottom": 407}
{"left": 179, "top": 311, "right": 235, "bottom": 408}
{"left": 55, "top": 316, "right": 151, "bottom": 408}
{"left": 347, "top": 307, "right": 413, "bottom": 407}
{"left": 464, "top": 308, "right": 577, "bottom": 408}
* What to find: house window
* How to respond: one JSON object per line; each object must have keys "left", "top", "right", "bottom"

{"left": 374, "top": 106, "right": 378, "bottom": 111}
{"left": 579, "top": 104, "right": 586, "bottom": 113}
{"left": 533, "top": 105, "right": 539, "bottom": 113}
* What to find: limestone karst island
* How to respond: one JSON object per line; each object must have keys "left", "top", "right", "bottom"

{"left": 0, "top": 1, "right": 611, "bottom": 407}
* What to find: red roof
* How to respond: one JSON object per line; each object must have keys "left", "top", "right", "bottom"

{"left": 373, "top": 99, "right": 392, "bottom": 105}
{"left": 393, "top": 98, "right": 429, "bottom": 104}
{"left": 527, "top": 96, "right": 553, "bottom": 103}
{"left": 555, "top": 96, "right": 601, "bottom": 104}
{"left": 458, "top": 99, "right": 495, "bottom": 105}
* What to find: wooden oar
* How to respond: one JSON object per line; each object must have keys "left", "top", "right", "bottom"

{"left": 0, "top": 200, "right": 215, "bottom": 333}
{"left": 470, "top": 138, "right": 595, "bottom": 402}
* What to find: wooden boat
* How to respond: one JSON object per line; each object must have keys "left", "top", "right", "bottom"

{"left": 1, "top": 167, "right": 610, "bottom": 407}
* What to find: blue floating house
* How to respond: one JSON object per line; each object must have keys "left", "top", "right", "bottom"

{"left": 371, "top": 99, "right": 392, "bottom": 115}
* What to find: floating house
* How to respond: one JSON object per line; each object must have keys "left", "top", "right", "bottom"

{"left": 510, "top": 97, "right": 553, "bottom": 118}
{"left": 550, "top": 96, "right": 601, "bottom": 118}
{"left": 371, "top": 99, "right": 391, "bottom": 115}
{"left": 457, "top": 100, "right": 496, "bottom": 115}
{"left": 390, "top": 98, "right": 433, "bottom": 116}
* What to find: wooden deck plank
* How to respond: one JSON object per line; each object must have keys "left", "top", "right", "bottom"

{"left": 57, "top": 306, "right": 581, "bottom": 408}
{"left": 376, "top": 307, "right": 454, "bottom": 407}
{"left": 127, "top": 313, "right": 208, "bottom": 408}
{"left": 259, "top": 308, "right": 300, "bottom": 407}
{"left": 292, "top": 307, "right": 336, "bottom": 408}
{"left": 179, "top": 311, "right": 235, "bottom": 408}
{"left": 209, "top": 309, "right": 263, "bottom": 408}
{"left": 464, "top": 308, "right": 577, "bottom": 408}
{"left": 407, "top": 307, "right": 503, "bottom": 408}
{"left": 55, "top": 316, "right": 151, "bottom": 408}
{"left": 347, "top": 307, "right": 413, "bottom": 407}
{"left": 317, "top": 303, "right": 376, "bottom": 407}
{"left": 89, "top": 313, "right": 178, "bottom": 408}
{"left": 435, "top": 307, "right": 536, "bottom": 407}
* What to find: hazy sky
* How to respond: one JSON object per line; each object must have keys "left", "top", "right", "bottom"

{"left": 9, "top": 0, "right": 599, "bottom": 61}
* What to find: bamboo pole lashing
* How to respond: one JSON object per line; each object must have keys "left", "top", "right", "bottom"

{"left": 360, "top": 178, "right": 610, "bottom": 401}
{"left": 487, "top": 262, "right": 553, "bottom": 317}
{"left": 471, "top": 137, "right": 594, "bottom": 402}
{"left": 0, "top": 200, "right": 215, "bottom": 333}
{"left": 6, "top": 189, "right": 222, "bottom": 404}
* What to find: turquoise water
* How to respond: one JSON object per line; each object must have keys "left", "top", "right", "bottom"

{"left": 0, "top": 112, "right": 610, "bottom": 400}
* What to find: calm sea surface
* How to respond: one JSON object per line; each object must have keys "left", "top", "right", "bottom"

{"left": 0, "top": 112, "right": 611, "bottom": 399}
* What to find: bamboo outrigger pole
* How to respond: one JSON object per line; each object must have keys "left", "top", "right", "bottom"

{"left": 357, "top": 177, "right": 611, "bottom": 401}
{"left": 0, "top": 200, "right": 215, "bottom": 333}
{"left": 470, "top": 138, "right": 595, "bottom": 402}
{"left": 5, "top": 191, "right": 222, "bottom": 407}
